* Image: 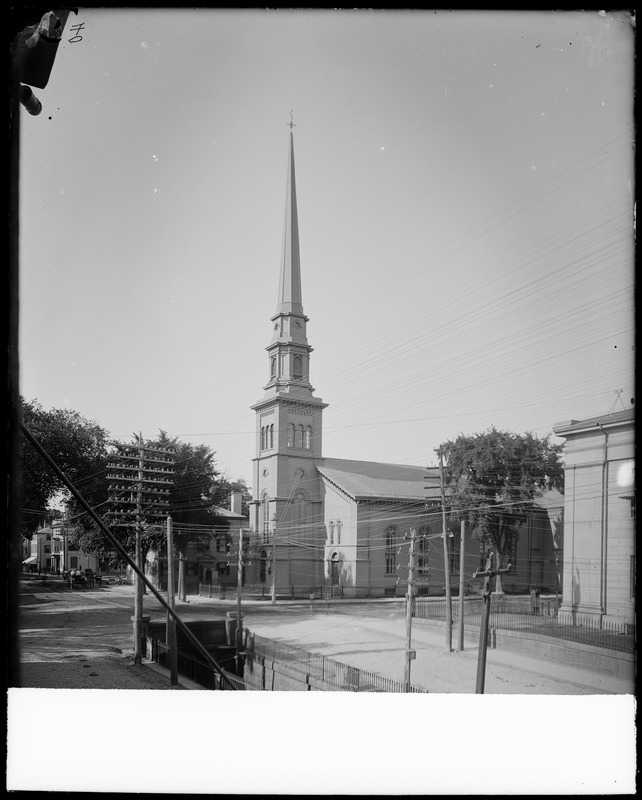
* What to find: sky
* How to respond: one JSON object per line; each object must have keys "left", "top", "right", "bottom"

{"left": 19, "top": 9, "right": 635, "bottom": 492}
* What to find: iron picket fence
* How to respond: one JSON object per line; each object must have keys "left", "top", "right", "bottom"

{"left": 197, "top": 583, "right": 408, "bottom": 601}
{"left": 247, "top": 632, "right": 426, "bottom": 693}
{"left": 413, "top": 595, "right": 634, "bottom": 653}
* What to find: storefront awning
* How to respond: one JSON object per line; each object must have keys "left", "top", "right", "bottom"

{"left": 22, "top": 556, "right": 37, "bottom": 564}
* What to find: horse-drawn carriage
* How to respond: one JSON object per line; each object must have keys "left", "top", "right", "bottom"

{"left": 66, "top": 569, "right": 100, "bottom": 588}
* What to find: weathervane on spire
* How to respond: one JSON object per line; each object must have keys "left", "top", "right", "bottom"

{"left": 288, "top": 109, "right": 296, "bottom": 130}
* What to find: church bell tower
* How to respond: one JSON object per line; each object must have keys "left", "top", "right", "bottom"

{"left": 250, "top": 128, "right": 327, "bottom": 586}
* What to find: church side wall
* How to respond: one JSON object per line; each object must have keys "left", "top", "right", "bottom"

{"left": 322, "top": 483, "right": 358, "bottom": 587}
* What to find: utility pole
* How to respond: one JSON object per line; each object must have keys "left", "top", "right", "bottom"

{"left": 236, "top": 528, "right": 244, "bottom": 675}
{"left": 403, "top": 528, "right": 417, "bottom": 692}
{"left": 458, "top": 520, "right": 466, "bottom": 651}
{"left": 166, "top": 516, "right": 178, "bottom": 687}
{"left": 271, "top": 518, "right": 277, "bottom": 607}
{"left": 473, "top": 551, "right": 511, "bottom": 693}
{"left": 134, "top": 433, "right": 144, "bottom": 665}
{"left": 177, "top": 549, "right": 186, "bottom": 602}
{"left": 104, "top": 435, "right": 175, "bottom": 664}
{"left": 438, "top": 449, "right": 453, "bottom": 652}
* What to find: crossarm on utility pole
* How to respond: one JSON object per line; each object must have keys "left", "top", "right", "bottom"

{"left": 20, "top": 422, "right": 236, "bottom": 689}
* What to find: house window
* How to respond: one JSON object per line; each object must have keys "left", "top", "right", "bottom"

{"left": 385, "top": 526, "right": 397, "bottom": 575}
{"left": 70, "top": 556, "right": 78, "bottom": 568}
{"left": 44, "top": 545, "right": 51, "bottom": 554}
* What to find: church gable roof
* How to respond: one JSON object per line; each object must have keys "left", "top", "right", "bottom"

{"left": 317, "top": 458, "right": 441, "bottom": 503}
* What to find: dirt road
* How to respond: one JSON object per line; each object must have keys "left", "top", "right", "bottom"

{"left": 17, "top": 576, "right": 181, "bottom": 690}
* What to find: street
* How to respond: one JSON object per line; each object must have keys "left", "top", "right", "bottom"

{"left": 15, "top": 574, "right": 633, "bottom": 694}
{"left": 10, "top": 574, "right": 637, "bottom": 796}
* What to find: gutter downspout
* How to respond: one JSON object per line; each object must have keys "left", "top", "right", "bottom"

{"left": 597, "top": 423, "right": 609, "bottom": 625}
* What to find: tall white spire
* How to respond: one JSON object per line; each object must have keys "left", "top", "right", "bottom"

{"left": 276, "top": 131, "right": 304, "bottom": 316}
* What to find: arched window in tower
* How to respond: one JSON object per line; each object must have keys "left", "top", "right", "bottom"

{"left": 329, "top": 521, "right": 334, "bottom": 545}
{"left": 293, "top": 492, "right": 307, "bottom": 536}
{"left": 269, "top": 424, "right": 274, "bottom": 449}
{"left": 270, "top": 356, "right": 277, "bottom": 380}
{"left": 287, "top": 423, "right": 295, "bottom": 448}
{"left": 385, "top": 525, "right": 397, "bottom": 575}
{"left": 293, "top": 355, "right": 303, "bottom": 379}
{"left": 295, "top": 424, "right": 304, "bottom": 449}
{"left": 260, "top": 427, "right": 265, "bottom": 450}
{"left": 304, "top": 426, "right": 312, "bottom": 449}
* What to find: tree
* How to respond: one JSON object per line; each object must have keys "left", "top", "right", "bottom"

{"left": 19, "top": 397, "right": 110, "bottom": 537}
{"left": 439, "top": 428, "right": 564, "bottom": 592}
{"left": 69, "top": 432, "right": 237, "bottom": 567}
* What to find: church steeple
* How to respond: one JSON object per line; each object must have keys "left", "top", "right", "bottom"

{"left": 276, "top": 131, "right": 303, "bottom": 317}
{"left": 250, "top": 129, "right": 328, "bottom": 587}
{"left": 263, "top": 129, "right": 315, "bottom": 397}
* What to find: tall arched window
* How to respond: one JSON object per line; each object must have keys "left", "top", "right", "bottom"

{"left": 295, "top": 424, "right": 304, "bottom": 449}
{"left": 287, "top": 423, "right": 295, "bottom": 448}
{"left": 329, "top": 521, "right": 335, "bottom": 545}
{"left": 336, "top": 520, "right": 342, "bottom": 545}
{"left": 448, "top": 530, "right": 460, "bottom": 574}
{"left": 417, "top": 525, "right": 430, "bottom": 575}
{"left": 293, "top": 355, "right": 303, "bottom": 379}
{"left": 269, "top": 424, "right": 274, "bottom": 449}
{"left": 293, "top": 492, "right": 307, "bottom": 533}
{"left": 261, "top": 427, "right": 266, "bottom": 450}
{"left": 385, "top": 526, "right": 397, "bottom": 575}
{"left": 270, "top": 356, "right": 277, "bottom": 380}
{"left": 304, "top": 426, "right": 312, "bottom": 449}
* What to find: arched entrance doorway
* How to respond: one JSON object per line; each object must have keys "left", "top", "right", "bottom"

{"left": 330, "top": 552, "right": 341, "bottom": 586}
